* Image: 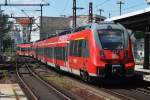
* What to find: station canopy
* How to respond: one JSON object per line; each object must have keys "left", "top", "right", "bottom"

{"left": 105, "top": 7, "right": 150, "bottom": 31}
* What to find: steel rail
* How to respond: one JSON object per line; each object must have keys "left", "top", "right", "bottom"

{"left": 101, "top": 88, "right": 136, "bottom": 100}
{"left": 25, "top": 63, "right": 72, "bottom": 100}
{"left": 16, "top": 61, "right": 39, "bottom": 100}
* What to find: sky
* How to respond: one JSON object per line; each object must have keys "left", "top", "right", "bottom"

{"left": 0, "top": 0, "right": 149, "bottom": 18}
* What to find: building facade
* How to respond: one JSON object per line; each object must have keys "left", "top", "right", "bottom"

{"left": 39, "top": 15, "right": 106, "bottom": 40}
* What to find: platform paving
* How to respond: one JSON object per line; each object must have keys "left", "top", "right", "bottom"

{"left": 0, "top": 84, "right": 27, "bottom": 100}
{"left": 135, "top": 64, "right": 150, "bottom": 81}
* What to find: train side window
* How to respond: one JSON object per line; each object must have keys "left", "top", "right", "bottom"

{"left": 59, "top": 47, "right": 61, "bottom": 60}
{"left": 54, "top": 47, "right": 56, "bottom": 59}
{"left": 73, "top": 40, "right": 78, "bottom": 56}
{"left": 62, "top": 47, "right": 65, "bottom": 60}
{"left": 63, "top": 47, "right": 66, "bottom": 60}
{"left": 57, "top": 47, "right": 60, "bottom": 59}
{"left": 65, "top": 46, "right": 68, "bottom": 60}
{"left": 58, "top": 47, "right": 60, "bottom": 60}
{"left": 43, "top": 48, "right": 46, "bottom": 56}
{"left": 61, "top": 47, "right": 64, "bottom": 60}
{"left": 51, "top": 47, "right": 53, "bottom": 58}
{"left": 60, "top": 47, "right": 63, "bottom": 60}
{"left": 82, "top": 40, "right": 89, "bottom": 57}
{"left": 78, "top": 40, "right": 83, "bottom": 57}
{"left": 56, "top": 47, "right": 58, "bottom": 59}
{"left": 49, "top": 48, "right": 51, "bottom": 57}
{"left": 47, "top": 48, "right": 49, "bottom": 57}
{"left": 17, "top": 47, "right": 20, "bottom": 50}
{"left": 69, "top": 41, "right": 74, "bottom": 56}
{"left": 57, "top": 47, "right": 58, "bottom": 59}
{"left": 61, "top": 47, "right": 63, "bottom": 60}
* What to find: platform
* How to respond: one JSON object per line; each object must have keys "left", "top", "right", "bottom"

{"left": 135, "top": 64, "right": 150, "bottom": 81}
{"left": 0, "top": 84, "right": 27, "bottom": 100}
{"left": 135, "top": 65, "right": 150, "bottom": 73}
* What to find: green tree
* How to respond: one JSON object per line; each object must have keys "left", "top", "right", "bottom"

{"left": 134, "top": 32, "right": 144, "bottom": 39}
{"left": 0, "top": 13, "right": 12, "bottom": 53}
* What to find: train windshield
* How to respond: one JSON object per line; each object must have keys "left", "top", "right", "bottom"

{"left": 97, "top": 29, "right": 124, "bottom": 50}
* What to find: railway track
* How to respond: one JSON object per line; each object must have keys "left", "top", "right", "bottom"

{"left": 29, "top": 60, "right": 136, "bottom": 100}
{"left": 17, "top": 57, "right": 150, "bottom": 100}
{"left": 134, "top": 87, "right": 150, "bottom": 96}
{"left": 16, "top": 58, "right": 72, "bottom": 100}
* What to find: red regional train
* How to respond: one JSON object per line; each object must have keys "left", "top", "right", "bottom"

{"left": 16, "top": 22, "right": 135, "bottom": 81}
{"left": 16, "top": 43, "right": 32, "bottom": 56}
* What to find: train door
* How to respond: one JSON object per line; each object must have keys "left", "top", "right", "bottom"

{"left": 52, "top": 47, "right": 55, "bottom": 65}
{"left": 81, "top": 40, "right": 90, "bottom": 71}
{"left": 73, "top": 39, "right": 89, "bottom": 71}
{"left": 68, "top": 39, "right": 89, "bottom": 74}
{"left": 35, "top": 46, "right": 38, "bottom": 59}
{"left": 65, "top": 44, "right": 70, "bottom": 72}
{"left": 54, "top": 47, "right": 59, "bottom": 67}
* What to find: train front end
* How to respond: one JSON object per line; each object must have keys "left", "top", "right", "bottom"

{"left": 94, "top": 23, "right": 135, "bottom": 78}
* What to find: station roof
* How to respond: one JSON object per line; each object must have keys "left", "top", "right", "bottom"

{"left": 105, "top": 7, "right": 150, "bottom": 31}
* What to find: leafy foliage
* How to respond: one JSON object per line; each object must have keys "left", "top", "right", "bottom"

{"left": 134, "top": 32, "right": 144, "bottom": 39}
{"left": 0, "top": 13, "right": 12, "bottom": 52}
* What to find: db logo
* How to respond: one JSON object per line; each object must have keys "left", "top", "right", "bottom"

{"left": 73, "top": 59, "right": 77, "bottom": 63}
{"left": 112, "top": 54, "right": 117, "bottom": 59}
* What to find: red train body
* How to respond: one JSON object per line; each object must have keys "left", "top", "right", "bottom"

{"left": 16, "top": 22, "right": 135, "bottom": 81}
{"left": 16, "top": 43, "right": 32, "bottom": 56}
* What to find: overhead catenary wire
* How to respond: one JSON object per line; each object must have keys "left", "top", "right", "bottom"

{"left": 106, "top": 2, "right": 147, "bottom": 16}
{"left": 94, "top": 0, "right": 111, "bottom": 9}
{"left": 59, "top": 0, "right": 70, "bottom": 16}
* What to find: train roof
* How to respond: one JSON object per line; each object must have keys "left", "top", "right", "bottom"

{"left": 17, "top": 43, "right": 32, "bottom": 48}
{"left": 35, "top": 22, "right": 120, "bottom": 42}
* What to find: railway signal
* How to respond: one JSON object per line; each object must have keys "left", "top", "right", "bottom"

{"left": 89, "top": 2, "right": 93, "bottom": 23}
